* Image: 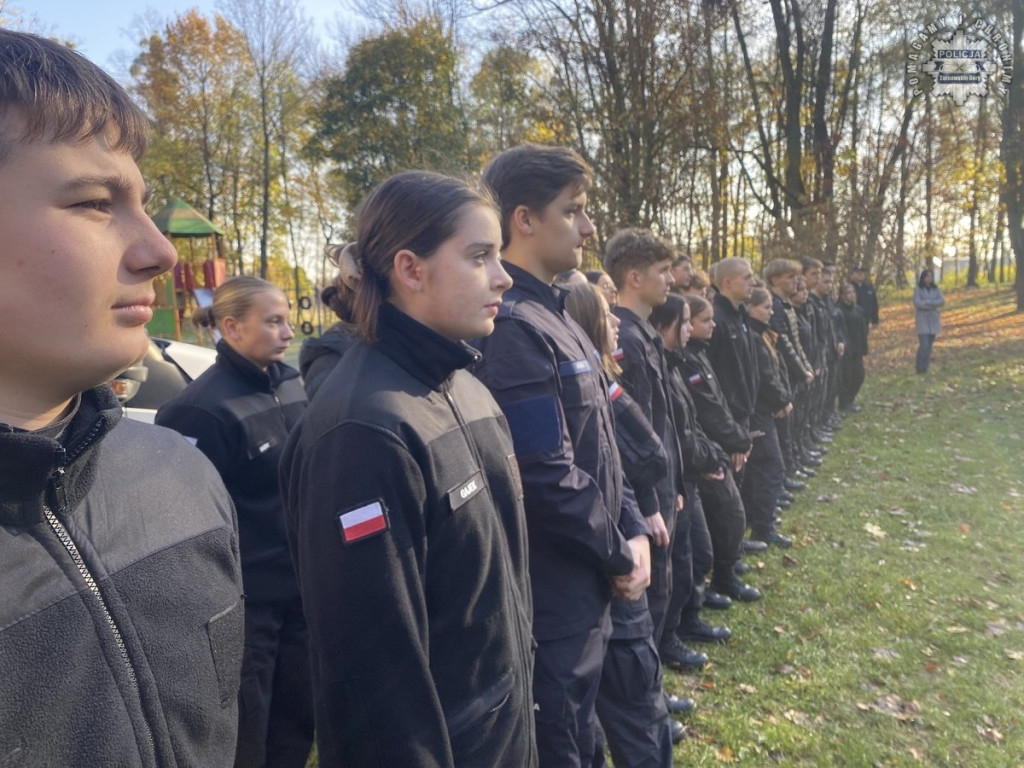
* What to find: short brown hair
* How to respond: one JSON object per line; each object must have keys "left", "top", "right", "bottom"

{"left": 602, "top": 228, "right": 674, "bottom": 290}
{"left": 0, "top": 30, "right": 149, "bottom": 164}
{"left": 801, "top": 257, "right": 823, "bottom": 273}
{"left": 481, "top": 143, "right": 591, "bottom": 250}
{"left": 763, "top": 258, "right": 801, "bottom": 286}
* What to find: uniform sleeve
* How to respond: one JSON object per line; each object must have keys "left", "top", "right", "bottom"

{"left": 280, "top": 422, "right": 453, "bottom": 768}
{"left": 755, "top": 337, "right": 790, "bottom": 413}
{"left": 680, "top": 354, "right": 751, "bottom": 454}
{"left": 473, "top": 319, "right": 634, "bottom": 577}
{"left": 155, "top": 401, "right": 237, "bottom": 479}
{"left": 615, "top": 333, "right": 660, "bottom": 516}
{"left": 618, "top": 481, "right": 650, "bottom": 541}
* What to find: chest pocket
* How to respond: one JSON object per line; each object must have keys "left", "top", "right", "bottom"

{"left": 557, "top": 357, "right": 597, "bottom": 410}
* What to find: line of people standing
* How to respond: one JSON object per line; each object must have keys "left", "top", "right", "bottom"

{"left": 153, "top": 145, "right": 878, "bottom": 767}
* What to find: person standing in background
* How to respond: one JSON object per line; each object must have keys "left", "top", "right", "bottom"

{"left": 913, "top": 269, "right": 945, "bottom": 374}
{"left": 156, "top": 276, "right": 313, "bottom": 768}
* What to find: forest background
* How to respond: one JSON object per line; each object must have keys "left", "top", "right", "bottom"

{"left": 4, "top": 0, "right": 1023, "bottom": 315}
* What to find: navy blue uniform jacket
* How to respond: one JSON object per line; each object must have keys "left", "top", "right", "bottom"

{"left": 472, "top": 262, "right": 643, "bottom": 642}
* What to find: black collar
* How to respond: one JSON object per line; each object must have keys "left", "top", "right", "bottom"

{"left": 613, "top": 305, "right": 662, "bottom": 347}
{"left": 216, "top": 339, "right": 298, "bottom": 391}
{"left": 713, "top": 292, "right": 746, "bottom": 321}
{"left": 374, "top": 303, "right": 479, "bottom": 390}
{"left": 0, "top": 387, "right": 122, "bottom": 527}
{"left": 502, "top": 262, "right": 567, "bottom": 313}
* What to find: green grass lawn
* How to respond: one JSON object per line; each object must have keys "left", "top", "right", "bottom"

{"left": 667, "top": 286, "right": 1024, "bottom": 766}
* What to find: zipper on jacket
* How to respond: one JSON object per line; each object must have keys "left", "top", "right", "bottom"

{"left": 441, "top": 383, "right": 534, "bottom": 746}
{"left": 46, "top": 451, "right": 156, "bottom": 760}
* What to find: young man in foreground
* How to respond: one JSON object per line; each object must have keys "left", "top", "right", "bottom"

{"left": 0, "top": 30, "right": 244, "bottom": 766}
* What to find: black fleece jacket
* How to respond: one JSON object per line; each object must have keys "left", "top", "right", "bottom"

{"left": 298, "top": 322, "right": 359, "bottom": 400}
{"left": 0, "top": 387, "right": 244, "bottom": 767}
{"left": 665, "top": 348, "right": 729, "bottom": 479}
{"left": 748, "top": 317, "right": 791, "bottom": 428}
{"left": 281, "top": 303, "right": 537, "bottom": 768}
{"left": 612, "top": 305, "right": 684, "bottom": 516}
{"left": 707, "top": 293, "right": 759, "bottom": 429}
{"left": 156, "top": 340, "right": 307, "bottom": 602}
{"left": 680, "top": 338, "right": 752, "bottom": 455}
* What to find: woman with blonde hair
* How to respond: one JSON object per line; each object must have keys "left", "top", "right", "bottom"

{"left": 156, "top": 275, "right": 313, "bottom": 768}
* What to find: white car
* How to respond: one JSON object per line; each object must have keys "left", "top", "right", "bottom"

{"left": 113, "top": 338, "right": 217, "bottom": 423}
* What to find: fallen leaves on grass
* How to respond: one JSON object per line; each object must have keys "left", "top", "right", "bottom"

{"left": 856, "top": 694, "right": 922, "bottom": 721}
{"left": 950, "top": 483, "right": 978, "bottom": 494}
{"left": 873, "top": 648, "right": 902, "bottom": 660}
{"left": 864, "top": 523, "right": 886, "bottom": 539}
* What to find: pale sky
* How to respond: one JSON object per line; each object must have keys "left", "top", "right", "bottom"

{"left": 15, "top": 0, "right": 351, "bottom": 78}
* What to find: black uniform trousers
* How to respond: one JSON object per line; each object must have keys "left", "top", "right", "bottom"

{"left": 594, "top": 635, "right": 672, "bottom": 768}
{"left": 741, "top": 420, "right": 786, "bottom": 540}
{"left": 535, "top": 612, "right": 612, "bottom": 768}
{"left": 839, "top": 353, "right": 865, "bottom": 409}
{"left": 235, "top": 596, "right": 314, "bottom": 768}
{"left": 697, "top": 470, "right": 746, "bottom": 588}
{"left": 776, "top": 412, "right": 797, "bottom": 475}
{"left": 665, "top": 481, "right": 713, "bottom": 638}
{"left": 647, "top": 503, "right": 677, "bottom": 647}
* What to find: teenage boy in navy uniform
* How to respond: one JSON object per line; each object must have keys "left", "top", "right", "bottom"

{"left": 473, "top": 144, "right": 650, "bottom": 768}
{"left": 0, "top": 30, "right": 244, "bottom": 766}
{"left": 604, "top": 229, "right": 715, "bottom": 673}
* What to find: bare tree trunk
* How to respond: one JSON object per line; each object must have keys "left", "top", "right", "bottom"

{"left": 1001, "top": 3, "right": 1024, "bottom": 311}
{"left": 967, "top": 97, "right": 986, "bottom": 287}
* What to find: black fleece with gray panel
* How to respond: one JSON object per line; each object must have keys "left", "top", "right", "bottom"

{"left": 280, "top": 303, "right": 537, "bottom": 768}
{"left": 0, "top": 386, "right": 244, "bottom": 767}
{"left": 156, "top": 340, "right": 307, "bottom": 602}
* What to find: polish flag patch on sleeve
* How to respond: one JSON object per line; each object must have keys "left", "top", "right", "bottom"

{"left": 608, "top": 381, "right": 624, "bottom": 402}
{"left": 688, "top": 373, "right": 703, "bottom": 385}
{"left": 337, "top": 500, "right": 389, "bottom": 545}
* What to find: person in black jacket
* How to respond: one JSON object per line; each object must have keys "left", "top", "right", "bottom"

{"left": 706, "top": 258, "right": 759, "bottom": 447}
{"left": 281, "top": 171, "right": 537, "bottom": 767}
{"left": 680, "top": 295, "right": 761, "bottom": 603}
{"left": 564, "top": 282, "right": 683, "bottom": 766}
{"left": 157, "top": 276, "right": 313, "bottom": 768}
{"left": 299, "top": 254, "right": 360, "bottom": 400}
{"left": 837, "top": 282, "right": 869, "bottom": 411}
{"left": 850, "top": 265, "right": 880, "bottom": 329}
{"left": 604, "top": 229, "right": 685, "bottom": 654}
{"left": 473, "top": 144, "right": 650, "bottom": 768}
{"left": 0, "top": 30, "right": 244, "bottom": 766}
{"left": 764, "top": 259, "right": 813, "bottom": 483}
{"left": 650, "top": 295, "right": 733, "bottom": 635}
{"left": 742, "top": 288, "right": 793, "bottom": 548}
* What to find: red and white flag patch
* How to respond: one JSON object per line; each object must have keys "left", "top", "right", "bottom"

{"left": 338, "top": 500, "right": 389, "bottom": 544}
{"left": 688, "top": 373, "right": 703, "bottom": 385}
{"left": 608, "top": 381, "right": 624, "bottom": 402}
